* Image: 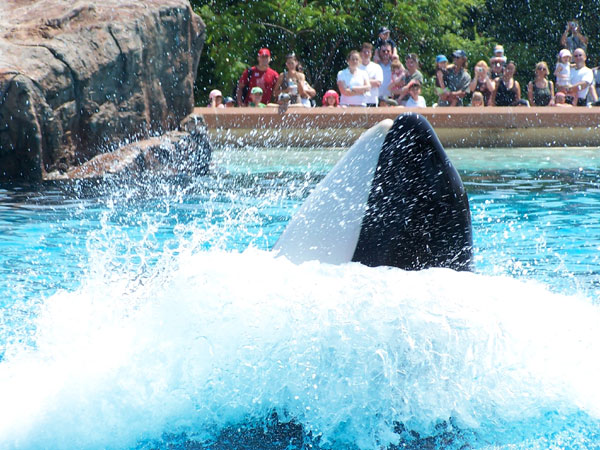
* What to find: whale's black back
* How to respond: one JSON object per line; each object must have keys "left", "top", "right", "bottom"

{"left": 352, "top": 114, "right": 473, "bottom": 271}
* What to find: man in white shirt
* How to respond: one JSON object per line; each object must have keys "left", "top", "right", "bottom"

{"left": 359, "top": 42, "right": 383, "bottom": 106}
{"left": 568, "top": 48, "right": 593, "bottom": 106}
{"left": 376, "top": 41, "right": 393, "bottom": 101}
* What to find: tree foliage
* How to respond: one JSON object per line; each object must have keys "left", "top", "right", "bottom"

{"left": 192, "top": 0, "right": 489, "bottom": 105}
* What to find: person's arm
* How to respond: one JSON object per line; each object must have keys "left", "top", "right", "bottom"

{"left": 549, "top": 80, "right": 555, "bottom": 105}
{"left": 397, "top": 78, "right": 418, "bottom": 99}
{"left": 236, "top": 69, "right": 248, "bottom": 106}
{"left": 569, "top": 78, "right": 591, "bottom": 96}
{"left": 389, "top": 75, "right": 404, "bottom": 92}
{"left": 337, "top": 79, "right": 353, "bottom": 96}
{"left": 513, "top": 80, "right": 521, "bottom": 105}
{"left": 489, "top": 84, "right": 498, "bottom": 106}
{"left": 437, "top": 69, "right": 446, "bottom": 90}
{"left": 373, "top": 48, "right": 381, "bottom": 63}
{"left": 452, "top": 72, "right": 471, "bottom": 99}
{"left": 484, "top": 76, "right": 495, "bottom": 93}
{"left": 354, "top": 72, "right": 371, "bottom": 94}
{"left": 527, "top": 81, "right": 534, "bottom": 106}
{"left": 468, "top": 77, "right": 477, "bottom": 93}
{"left": 589, "top": 83, "right": 598, "bottom": 102}
{"left": 302, "top": 80, "right": 317, "bottom": 99}
{"left": 272, "top": 73, "right": 285, "bottom": 99}
{"left": 573, "top": 28, "right": 588, "bottom": 46}
{"left": 370, "top": 68, "right": 383, "bottom": 88}
{"left": 560, "top": 25, "right": 569, "bottom": 48}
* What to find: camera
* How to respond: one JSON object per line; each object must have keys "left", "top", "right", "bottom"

{"left": 476, "top": 67, "right": 484, "bottom": 73}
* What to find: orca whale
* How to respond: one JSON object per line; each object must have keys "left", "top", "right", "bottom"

{"left": 273, "top": 113, "right": 473, "bottom": 271}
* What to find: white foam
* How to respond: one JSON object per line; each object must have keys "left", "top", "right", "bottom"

{"left": 1, "top": 243, "right": 599, "bottom": 449}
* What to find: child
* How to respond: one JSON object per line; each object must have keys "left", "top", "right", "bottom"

{"left": 208, "top": 89, "right": 224, "bottom": 108}
{"left": 388, "top": 60, "right": 406, "bottom": 100}
{"left": 322, "top": 89, "right": 340, "bottom": 107}
{"left": 373, "top": 26, "right": 398, "bottom": 63}
{"left": 404, "top": 81, "right": 426, "bottom": 107}
{"left": 470, "top": 91, "right": 484, "bottom": 107}
{"left": 553, "top": 91, "right": 572, "bottom": 107}
{"left": 555, "top": 49, "right": 572, "bottom": 93}
{"left": 248, "top": 86, "right": 266, "bottom": 107}
{"left": 435, "top": 54, "right": 450, "bottom": 97}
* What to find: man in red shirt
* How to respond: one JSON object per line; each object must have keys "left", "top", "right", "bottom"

{"left": 236, "top": 48, "right": 279, "bottom": 106}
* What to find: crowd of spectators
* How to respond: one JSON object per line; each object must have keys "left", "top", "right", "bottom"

{"left": 206, "top": 20, "right": 600, "bottom": 109}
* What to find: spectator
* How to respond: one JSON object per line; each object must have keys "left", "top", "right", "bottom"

{"left": 560, "top": 20, "right": 588, "bottom": 54}
{"left": 567, "top": 48, "right": 593, "bottom": 106}
{"left": 322, "top": 89, "right": 340, "bottom": 107}
{"left": 470, "top": 91, "right": 485, "bottom": 106}
{"left": 223, "top": 96, "right": 236, "bottom": 107}
{"left": 490, "top": 60, "right": 521, "bottom": 106}
{"left": 528, "top": 61, "right": 554, "bottom": 106}
{"left": 395, "top": 53, "right": 425, "bottom": 105}
{"left": 376, "top": 41, "right": 394, "bottom": 101}
{"left": 404, "top": 81, "right": 426, "bottom": 107}
{"left": 297, "top": 63, "right": 317, "bottom": 107}
{"left": 373, "top": 26, "right": 398, "bottom": 63}
{"left": 248, "top": 86, "right": 267, "bottom": 107}
{"left": 359, "top": 42, "right": 384, "bottom": 106}
{"left": 434, "top": 54, "right": 450, "bottom": 99}
{"left": 208, "top": 89, "right": 224, "bottom": 108}
{"left": 273, "top": 52, "right": 307, "bottom": 106}
{"left": 438, "top": 50, "right": 471, "bottom": 106}
{"left": 236, "top": 48, "right": 279, "bottom": 106}
{"left": 554, "top": 91, "right": 572, "bottom": 107}
{"left": 469, "top": 60, "right": 495, "bottom": 105}
{"left": 337, "top": 50, "right": 371, "bottom": 106}
{"left": 555, "top": 49, "right": 572, "bottom": 94}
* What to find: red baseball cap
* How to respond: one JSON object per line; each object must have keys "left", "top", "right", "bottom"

{"left": 258, "top": 48, "right": 271, "bottom": 57}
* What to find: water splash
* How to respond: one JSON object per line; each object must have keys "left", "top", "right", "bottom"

{"left": 1, "top": 239, "right": 599, "bottom": 449}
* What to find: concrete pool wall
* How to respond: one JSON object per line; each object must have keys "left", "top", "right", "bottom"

{"left": 196, "top": 107, "right": 600, "bottom": 148}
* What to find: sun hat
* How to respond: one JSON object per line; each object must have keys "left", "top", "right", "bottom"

{"left": 322, "top": 89, "right": 339, "bottom": 106}
{"left": 251, "top": 86, "right": 263, "bottom": 95}
{"left": 378, "top": 26, "right": 390, "bottom": 34}
{"left": 258, "top": 48, "right": 271, "bottom": 57}
{"left": 223, "top": 96, "right": 235, "bottom": 104}
{"left": 436, "top": 54, "right": 448, "bottom": 63}
{"left": 453, "top": 49, "right": 467, "bottom": 59}
{"left": 559, "top": 48, "right": 572, "bottom": 58}
{"left": 208, "top": 89, "right": 222, "bottom": 100}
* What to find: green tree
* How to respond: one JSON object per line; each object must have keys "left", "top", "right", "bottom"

{"left": 192, "top": 0, "right": 489, "bottom": 106}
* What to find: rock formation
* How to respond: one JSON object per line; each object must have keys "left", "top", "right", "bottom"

{"left": 45, "top": 114, "right": 212, "bottom": 180}
{"left": 0, "top": 0, "right": 206, "bottom": 181}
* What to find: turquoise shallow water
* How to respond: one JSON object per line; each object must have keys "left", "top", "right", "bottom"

{"left": 1, "top": 146, "right": 600, "bottom": 449}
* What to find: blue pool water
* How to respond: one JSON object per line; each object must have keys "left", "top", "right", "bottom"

{"left": 1, "top": 145, "right": 600, "bottom": 449}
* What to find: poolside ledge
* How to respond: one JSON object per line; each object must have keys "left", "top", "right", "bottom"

{"left": 196, "top": 107, "right": 600, "bottom": 148}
